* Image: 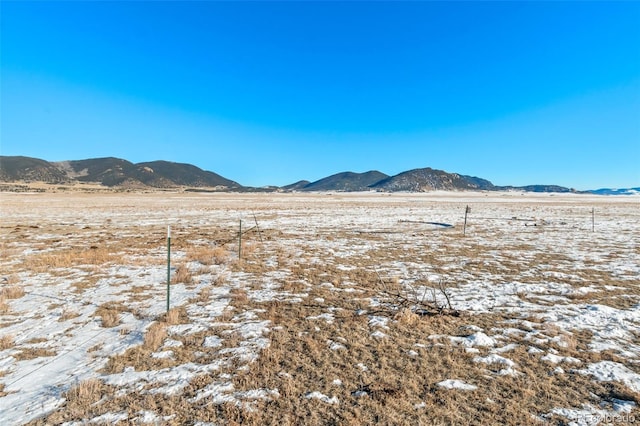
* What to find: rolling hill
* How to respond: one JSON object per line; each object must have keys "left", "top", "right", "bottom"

{"left": 587, "top": 187, "right": 640, "bottom": 195}
{"left": 0, "top": 156, "right": 69, "bottom": 184}
{"left": 300, "top": 171, "right": 389, "bottom": 192}
{"left": 0, "top": 156, "right": 240, "bottom": 190}
{"left": 55, "top": 158, "right": 136, "bottom": 186}
{"left": 1, "top": 155, "right": 634, "bottom": 194}
{"left": 370, "top": 168, "right": 494, "bottom": 192}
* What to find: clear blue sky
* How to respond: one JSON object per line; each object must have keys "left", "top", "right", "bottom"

{"left": 1, "top": 1, "right": 639, "bottom": 189}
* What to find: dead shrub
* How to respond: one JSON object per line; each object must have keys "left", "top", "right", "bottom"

{"left": 144, "top": 322, "right": 167, "bottom": 350}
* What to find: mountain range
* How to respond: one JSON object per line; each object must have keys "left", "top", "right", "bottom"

{"left": 0, "top": 156, "right": 240, "bottom": 190}
{"left": 0, "top": 156, "right": 636, "bottom": 194}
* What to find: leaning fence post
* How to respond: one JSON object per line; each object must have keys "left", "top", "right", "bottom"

{"left": 167, "top": 225, "right": 171, "bottom": 313}
{"left": 463, "top": 205, "right": 470, "bottom": 236}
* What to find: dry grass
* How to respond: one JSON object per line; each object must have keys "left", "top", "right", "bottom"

{"left": 25, "top": 337, "right": 48, "bottom": 344}
{"left": 188, "top": 245, "right": 229, "bottom": 265}
{"left": 143, "top": 322, "right": 167, "bottom": 351}
{"left": 162, "top": 307, "right": 184, "bottom": 325}
{"left": 70, "top": 275, "right": 105, "bottom": 293}
{"left": 0, "top": 296, "right": 8, "bottom": 314}
{"left": 193, "top": 286, "right": 211, "bottom": 304}
{"left": 64, "top": 378, "right": 105, "bottom": 406}
{"left": 59, "top": 309, "right": 81, "bottom": 322}
{"left": 28, "top": 303, "right": 640, "bottom": 423}
{"left": 4, "top": 274, "right": 20, "bottom": 285}
{"left": 166, "top": 308, "right": 180, "bottom": 325}
{"left": 34, "top": 378, "right": 113, "bottom": 422}
{"left": 211, "top": 294, "right": 632, "bottom": 426}
{"left": 0, "top": 334, "right": 15, "bottom": 350}
{"left": 95, "top": 303, "right": 125, "bottom": 328}
{"left": 1, "top": 285, "right": 25, "bottom": 299}
{"left": 14, "top": 347, "right": 57, "bottom": 361}
{"left": 229, "top": 288, "right": 249, "bottom": 306}
{"left": 172, "top": 264, "right": 194, "bottom": 284}
{"left": 241, "top": 241, "right": 259, "bottom": 258}
{"left": 6, "top": 193, "right": 640, "bottom": 425}
{"left": 22, "top": 247, "right": 123, "bottom": 272}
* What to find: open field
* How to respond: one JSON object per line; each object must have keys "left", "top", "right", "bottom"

{"left": 0, "top": 191, "right": 639, "bottom": 425}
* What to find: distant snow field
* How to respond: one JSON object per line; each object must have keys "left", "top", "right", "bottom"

{"left": 0, "top": 191, "right": 638, "bottom": 424}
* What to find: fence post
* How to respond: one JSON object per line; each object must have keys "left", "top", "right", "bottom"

{"left": 238, "top": 219, "right": 242, "bottom": 260}
{"left": 167, "top": 225, "right": 171, "bottom": 313}
{"left": 463, "top": 205, "right": 470, "bottom": 236}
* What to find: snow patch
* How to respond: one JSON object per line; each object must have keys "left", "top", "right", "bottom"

{"left": 437, "top": 379, "right": 477, "bottom": 391}
{"left": 305, "top": 391, "right": 339, "bottom": 405}
{"left": 580, "top": 361, "right": 640, "bottom": 393}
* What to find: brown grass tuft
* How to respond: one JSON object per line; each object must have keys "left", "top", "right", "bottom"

{"left": 163, "top": 307, "right": 183, "bottom": 325}
{"left": 22, "top": 247, "right": 123, "bottom": 272}
{"left": 143, "top": 322, "right": 167, "bottom": 350}
{"left": 172, "top": 264, "right": 193, "bottom": 284}
{"left": 1, "top": 286, "right": 25, "bottom": 300}
{"left": 59, "top": 309, "right": 81, "bottom": 322}
{"left": 0, "top": 334, "right": 15, "bottom": 350}
{"left": 188, "top": 245, "right": 229, "bottom": 265}
{"left": 0, "top": 296, "right": 8, "bottom": 314}
{"left": 95, "top": 303, "right": 124, "bottom": 328}
{"left": 229, "top": 288, "right": 249, "bottom": 305}
{"left": 194, "top": 287, "right": 211, "bottom": 304}
{"left": 14, "top": 347, "right": 57, "bottom": 360}
{"left": 394, "top": 308, "right": 420, "bottom": 326}
{"left": 65, "top": 378, "right": 105, "bottom": 407}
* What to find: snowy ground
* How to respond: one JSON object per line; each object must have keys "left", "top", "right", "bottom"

{"left": 0, "top": 191, "right": 638, "bottom": 425}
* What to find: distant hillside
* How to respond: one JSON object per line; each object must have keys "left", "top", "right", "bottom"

{"left": 132, "top": 161, "right": 240, "bottom": 188}
{"left": 587, "top": 187, "right": 640, "bottom": 195}
{"left": 0, "top": 156, "right": 69, "bottom": 183}
{"left": 1, "top": 155, "right": 628, "bottom": 194}
{"left": 0, "top": 156, "right": 240, "bottom": 190}
{"left": 370, "top": 168, "right": 494, "bottom": 192}
{"left": 55, "top": 157, "right": 135, "bottom": 186}
{"left": 281, "top": 180, "right": 311, "bottom": 191}
{"left": 502, "top": 185, "right": 574, "bottom": 193}
{"left": 301, "top": 171, "right": 389, "bottom": 192}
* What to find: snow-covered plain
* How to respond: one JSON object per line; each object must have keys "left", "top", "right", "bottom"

{"left": 0, "top": 191, "right": 638, "bottom": 424}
